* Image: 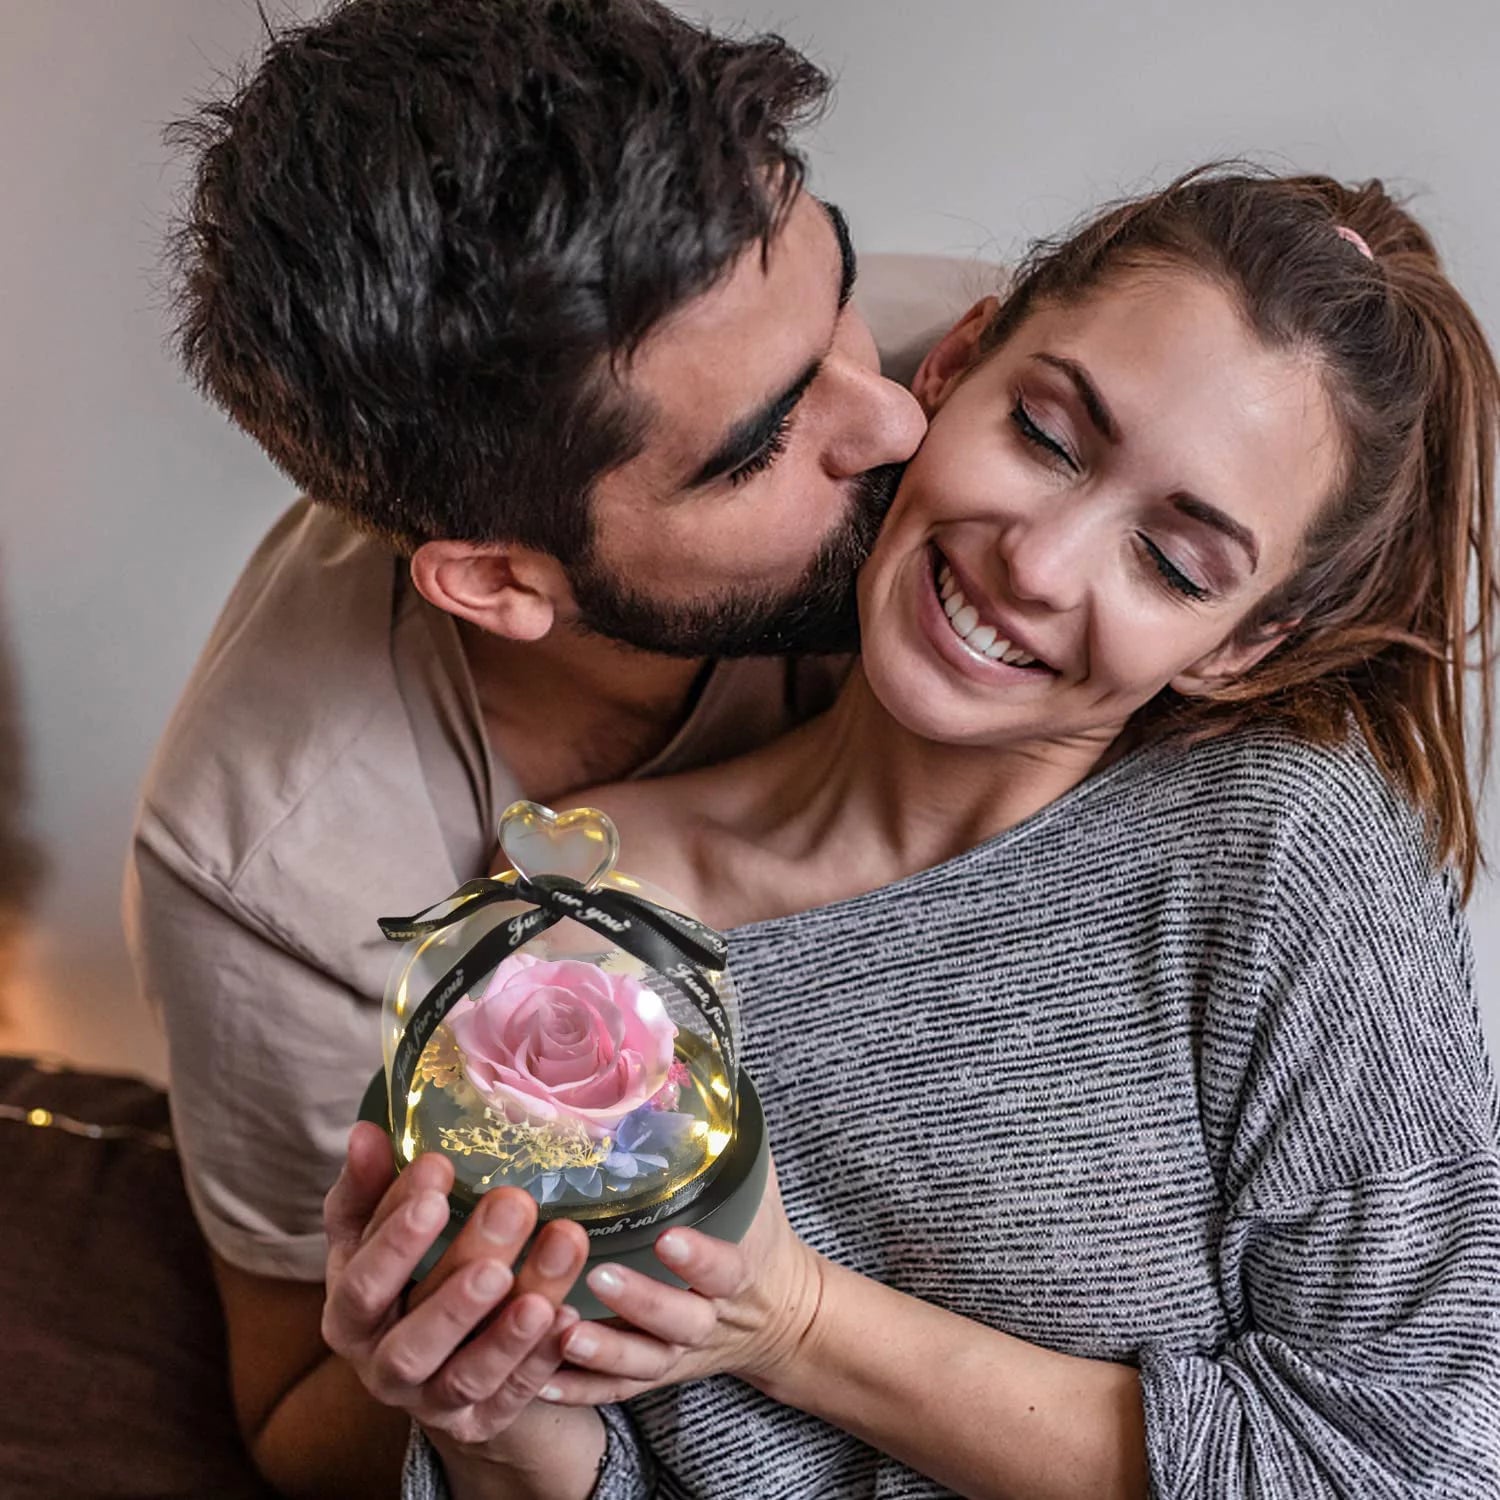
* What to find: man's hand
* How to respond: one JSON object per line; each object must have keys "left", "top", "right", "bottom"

{"left": 322, "top": 1121, "right": 595, "bottom": 1453}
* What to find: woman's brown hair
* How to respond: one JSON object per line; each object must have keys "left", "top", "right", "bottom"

{"left": 982, "top": 165, "right": 1500, "bottom": 896}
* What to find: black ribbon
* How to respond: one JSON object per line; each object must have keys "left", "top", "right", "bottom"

{"left": 378, "top": 875, "right": 734, "bottom": 1140}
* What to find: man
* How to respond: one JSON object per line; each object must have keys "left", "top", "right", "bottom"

{"left": 126, "top": 0, "right": 925, "bottom": 1494}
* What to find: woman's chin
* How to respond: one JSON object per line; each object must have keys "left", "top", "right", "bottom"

{"left": 859, "top": 642, "right": 1025, "bottom": 746}
{"left": 852, "top": 571, "right": 1057, "bottom": 746}
{"left": 857, "top": 625, "right": 1149, "bottom": 757}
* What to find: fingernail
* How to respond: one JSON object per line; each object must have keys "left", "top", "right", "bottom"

{"left": 656, "top": 1232, "right": 691, "bottom": 1266}
{"left": 514, "top": 1298, "right": 550, "bottom": 1336}
{"left": 566, "top": 1329, "right": 598, "bottom": 1360}
{"left": 536, "top": 1234, "right": 577, "bottom": 1278}
{"left": 411, "top": 1155, "right": 451, "bottom": 1192}
{"left": 472, "top": 1261, "right": 509, "bottom": 1300}
{"left": 409, "top": 1193, "right": 447, "bottom": 1234}
{"left": 588, "top": 1264, "right": 623, "bottom": 1296}
{"left": 539, "top": 1384, "right": 563, "bottom": 1402}
{"left": 481, "top": 1194, "right": 531, "bottom": 1243}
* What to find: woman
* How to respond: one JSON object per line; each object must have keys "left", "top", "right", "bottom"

{"left": 406, "top": 168, "right": 1500, "bottom": 1498}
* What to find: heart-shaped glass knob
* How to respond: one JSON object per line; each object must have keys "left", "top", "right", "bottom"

{"left": 497, "top": 801, "right": 620, "bottom": 891}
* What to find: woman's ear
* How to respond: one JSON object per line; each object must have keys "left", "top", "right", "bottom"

{"left": 911, "top": 297, "right": 1000, "bottom": 416}
{"left": 409, "top": 540, "right": 571, "bottom": 642}
{"left": 1171, "top": 620, "right": 1296, "bottom": 697}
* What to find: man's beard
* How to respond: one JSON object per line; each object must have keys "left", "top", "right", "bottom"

{"left": 566, "top": 463, "right": 905, "bottom": 658}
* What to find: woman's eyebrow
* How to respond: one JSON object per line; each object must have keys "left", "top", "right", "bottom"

{"left": 1172, "top": 492, "right": 1261, "bottom": 572}
{"left": 1031, "top": 353, "right": 1120, "bottom": 442}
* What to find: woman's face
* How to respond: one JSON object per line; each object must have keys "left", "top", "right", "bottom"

{"left": 857, "top": 269, "right": 1344, "bottom": 754}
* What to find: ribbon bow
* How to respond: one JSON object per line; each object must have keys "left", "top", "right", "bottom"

{"left": 378, "top": 874, "right": 733, "bottom": 1119}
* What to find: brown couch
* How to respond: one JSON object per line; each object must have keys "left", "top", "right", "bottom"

{"left": 0, "top": 1055, "right": 276, "bottom": 1500}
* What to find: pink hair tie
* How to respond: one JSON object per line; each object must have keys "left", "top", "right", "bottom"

{"left": 1334, "top": 225, "right": 1375, "bottom": 261}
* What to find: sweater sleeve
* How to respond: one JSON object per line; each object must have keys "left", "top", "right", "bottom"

{"left": 402, "top": 1407, "right": 656, "bottom": 1500}
{"left": 1138, "top": 1151, "right": 1500, "bottom": 1497}
{"left": 1138, "top": 759, "right": 1500, "bottom": 1499}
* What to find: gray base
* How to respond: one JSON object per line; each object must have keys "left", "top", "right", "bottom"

{"left": 357, "top": 1069, "right": 769, "bottom": 1321}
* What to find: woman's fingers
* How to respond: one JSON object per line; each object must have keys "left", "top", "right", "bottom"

{"left": 445, "top": 1303, "right": 582, "bottom": 1429}
{"left": 538, "top": 1366, "right": 652, "bottom": 1407}
{"left": 343, "top": 1121, "right": 398, "bottom": 1208}
{"left": 363, "top": 1149, "right": 453, "bottom": 1241}
{"left": 322, "top": 1171, "right": 455, "bottom": 1353}
{"left": 406, "top": 1212, "right": 588, "bottom": 1414}
{"left": 365, "top": 1255, "right": 517, "bottom": 1400}
{"left": 324, "top": 1126, "right": 431, "bottom": 1278}
{"left": 512, "top": 1216, "right": 591, "bottom": 1304}
{"left": 406, "top": 1185, "right": 537, "bottom": 1314}
{"left": 322, "top": 1145, "right": 601, "bottom": 1446}
{"left": 581, "top": 1261, "right": 719, "bottom": 1346}
{"left": 560, "top": 1316, "right": 688, "bottom": 1383}
{"left": 653, "top": 1229, "right": 748, "bottom": 1299}
{"left": 553, "top": 1257, "right": 724, "bottom": 1389}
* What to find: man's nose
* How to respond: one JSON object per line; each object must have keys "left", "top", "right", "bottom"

{"left": 819, "top": 355, "right": 928, "bottom": 477}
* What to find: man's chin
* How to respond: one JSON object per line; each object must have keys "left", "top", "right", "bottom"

{"left": 571, "top": 583, "right": 861, "bottom": 659}
{"left": 568, "top": 462, "right": 901, "bottom": 658}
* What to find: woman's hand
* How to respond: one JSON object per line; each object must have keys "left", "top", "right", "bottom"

{"left": 322, "top": 1122, "right": 599, "bottom": 1457}
{"left": 540, "top": 1163, "right": 825, "bottom": 1405}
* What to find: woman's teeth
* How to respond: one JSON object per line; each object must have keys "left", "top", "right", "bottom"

{"left": 937, "top": 563, "right": 1040, "bottom": 666}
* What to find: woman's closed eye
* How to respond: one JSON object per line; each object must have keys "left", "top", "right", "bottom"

{"left": 1010, "top": 396, "right": 1078, "bottom": 472}
{"left": 1137, "top": 534, "right": 1210, "bottom": 602}
{"left": 1011, "top": 390, "right": 1215, "bottom": 602}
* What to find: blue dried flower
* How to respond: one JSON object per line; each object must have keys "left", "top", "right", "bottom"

{"left": 523, "top": 1107, "right": 694, "bottom": 1204}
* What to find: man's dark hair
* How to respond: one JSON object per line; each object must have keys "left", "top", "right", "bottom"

{"left": 167, "top": 0, "right": 830, "bottom": 558}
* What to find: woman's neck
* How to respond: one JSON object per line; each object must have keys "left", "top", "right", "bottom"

{"left": 713, "top": 666, "right": 1123, "bottom": 918}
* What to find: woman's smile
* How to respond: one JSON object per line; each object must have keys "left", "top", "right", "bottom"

{"left": 860, "top": 271, "right": 1340, "bottom": 752}
{"left": 920, "top": 542, "right": 1061, "bottom": 683}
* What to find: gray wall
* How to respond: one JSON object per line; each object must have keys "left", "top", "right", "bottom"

{"left": 2, "top": 0, "right": 1496, "bottom": 1083}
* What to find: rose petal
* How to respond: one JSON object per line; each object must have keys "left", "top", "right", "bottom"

{"left": 450, "top": 956, "right": 679, "bottom": 1133}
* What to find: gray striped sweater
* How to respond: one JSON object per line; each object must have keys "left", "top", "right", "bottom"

{"left": 405, "top": 728, "right": 1500, "bottom": 1498}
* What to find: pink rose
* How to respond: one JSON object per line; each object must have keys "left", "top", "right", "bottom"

{"left": 446, "top": 952, "right": 677, "bottom": 1133}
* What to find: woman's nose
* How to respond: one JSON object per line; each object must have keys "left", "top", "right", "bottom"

{"left": 998, "top": 504, "right": 1095, "bottom": 616}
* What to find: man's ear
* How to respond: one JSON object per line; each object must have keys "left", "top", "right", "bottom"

{"left": 1171, "top": 619, "right": 1296, "bottom": 697}
{"left": 408, "top": 540, "right": 571, "bottom": 642}
{"left": 910, "top": 297, "right": 1000, "bottom": 416}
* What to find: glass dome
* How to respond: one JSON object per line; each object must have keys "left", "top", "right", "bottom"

{"left": 380, "top": 803, "right": 741, "bottom": 1231}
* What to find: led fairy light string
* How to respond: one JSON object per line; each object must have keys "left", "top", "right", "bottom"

{"left": 1, "top": 1058, "right": 176, "bottom": 1149}
{"left": 0, "top": 1102, "right": 174, "bottom": 1150}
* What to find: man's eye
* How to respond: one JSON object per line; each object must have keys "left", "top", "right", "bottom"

{"left": 727, "top": 416, "right": 793, "bottom": 487}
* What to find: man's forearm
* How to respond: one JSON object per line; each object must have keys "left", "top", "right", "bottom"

{"left": 251, "top": 1349, "right": 607, "bottom": 1500}
{"left": 251, "top": 1349, "right": 413, "bottom": 1500}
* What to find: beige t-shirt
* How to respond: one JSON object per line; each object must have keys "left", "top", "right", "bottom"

{"left": 124, "top": 499, "right": 844, "bottom": 1280}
